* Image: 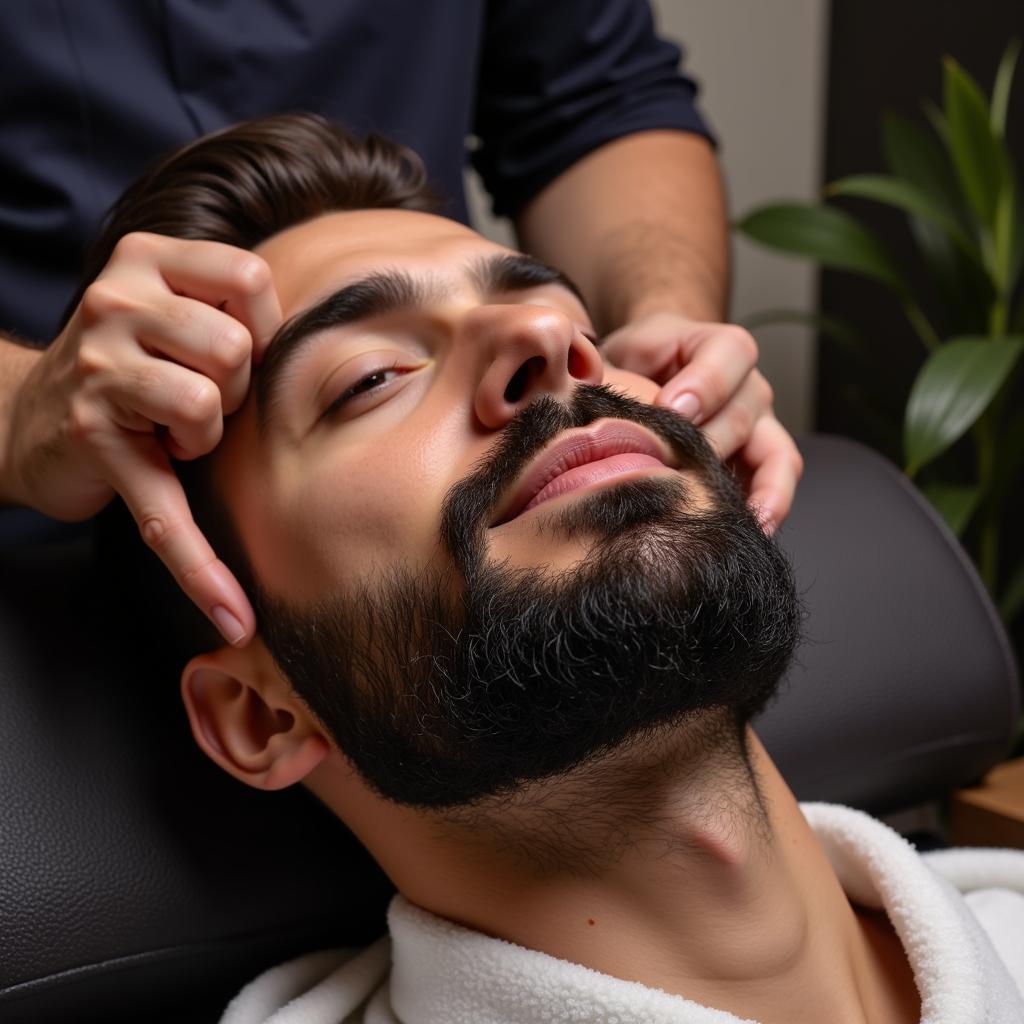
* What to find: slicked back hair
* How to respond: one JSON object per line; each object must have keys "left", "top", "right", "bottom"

{"left": 67, "top": 112, "right": 440, "bottom": 327}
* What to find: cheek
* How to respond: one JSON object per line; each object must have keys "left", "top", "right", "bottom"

{"left": 248, "top": 413, "right": 471, "bottom": 602}
{"left": 283, "top": 454, "right": 441, "bottom": 597}
{"left": 603, "top": 366, "right": 661, "bottom": 405}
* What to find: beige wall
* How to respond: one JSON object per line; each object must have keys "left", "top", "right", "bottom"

{"left": 465, "top": 0, "right": 829, "bottom": 433}
{"left": 652, "top": 0, "right": 829, "bottom": 432}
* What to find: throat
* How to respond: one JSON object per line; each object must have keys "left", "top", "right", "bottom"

{"left": 398, "top": 728, "right": 921, "bottom": 1024}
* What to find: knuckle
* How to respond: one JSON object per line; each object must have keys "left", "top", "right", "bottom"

{"left": 75, "top": 341, "right": 110, "bottom": 379}
{"left": 758, "top": 375, "right": 775, "bottom": 409}
{"left": 177, "top": 378, "right": 220, "bottom": 424}
{"left": 180, "top": 554, "right": 217, "bottom": 589}
{"left": 211, "top": 322, "right": 251, "bottom": 369}
{"left": 696, "top": 367, "right": 728, "bottom": 408}
{"left": 80, "top": 280, "right": 134, "bottom": 323}
{"left": 792, "top": 449, "right": 805, "bottom": 480}
{"left": 728, "top": 325, "right": 759, "bottom": 366}
{"left": 232, "top": 255, "right": 271, "bottom": 294}
{"left": 112, "top": 231, "right": 157, "bottom": 263}
{"left": 729, "top": 404, "right": 753, "bottom": 440}
{"left": 67, "top": 399, "right": 104, "bottom": 444}
{"left": 138, "top": 511, "right": 182, "bottom": 556}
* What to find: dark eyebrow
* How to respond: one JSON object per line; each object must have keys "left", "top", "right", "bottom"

{"left": 255, "top": 252, "right": 587, "bottom": 435}
{"left": 256, "top": 269, "right": 440, "bottom": 435}
{"left": 469, "top": 252, "right": 587, "bottom": 307}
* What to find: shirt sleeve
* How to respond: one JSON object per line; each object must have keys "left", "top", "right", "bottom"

{"left": 471, "top": 0, "right": 715, "bottom": 220}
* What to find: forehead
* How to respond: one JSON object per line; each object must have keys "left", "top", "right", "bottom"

{"left": 254, "top": 208, "right": 499, "bottom": 313}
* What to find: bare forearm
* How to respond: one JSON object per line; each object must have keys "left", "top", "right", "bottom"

{"left": 0, "top": 334, "right": 44, "bottom": 505}
{"left": 516, "top": 131, "right": 729, "bottom": 332}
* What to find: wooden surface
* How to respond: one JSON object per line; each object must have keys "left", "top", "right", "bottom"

{"left": 950, "top": 757, "right": 1024, "bottom": 849}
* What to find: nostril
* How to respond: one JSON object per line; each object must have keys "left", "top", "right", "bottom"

{"left": 504, "top": 363, "right": 529, "bottom": 403}
{"left": 504, "top": 355, "right": 545, "bottom": 403}
{"left": 567, "top": 343, "right": 588, "bottom": 379}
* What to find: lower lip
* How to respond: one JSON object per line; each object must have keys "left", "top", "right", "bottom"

{"left": 520, "top": 453, "right": 667, "bottom": 516}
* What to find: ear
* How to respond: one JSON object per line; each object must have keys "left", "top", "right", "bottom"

{"left": 181, "top": 638, "right": 329, "bottom": 791}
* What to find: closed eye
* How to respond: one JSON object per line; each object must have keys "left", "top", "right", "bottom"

{"left": 320, "top": 362, "right": 408, "bottom": 421}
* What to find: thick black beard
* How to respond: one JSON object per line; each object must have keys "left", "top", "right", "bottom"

{"left": 257, "top": 385, "right": 801, "bottom": 809}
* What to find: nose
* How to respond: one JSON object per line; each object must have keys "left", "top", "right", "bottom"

{"left": 468, "top": 304, "right": 605, "bottom": 429}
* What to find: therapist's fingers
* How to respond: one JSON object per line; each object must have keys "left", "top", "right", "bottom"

{"left": 653, "top": 323, "right": 760, "bottom": 423}
{"left": 135, "top": 294, "right": 253, "bottom": 414}
{"left": 737, "top": 414, "right": 804, "bottom": 534}
{"left": 697, "top": 371, "right": 774, "bottom": 462}
{"left": 105, "top": 355, "right": 225, "bottom": 460}
{"left": 98, "top": 432, "right": 255, "bottom": 646}
{"left": 108, "top": 232, "right": 282, "bottom": 361}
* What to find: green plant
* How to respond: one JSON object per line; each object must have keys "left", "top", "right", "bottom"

{"left": 736, "top": 42, "right": 1024, "bottom": 626}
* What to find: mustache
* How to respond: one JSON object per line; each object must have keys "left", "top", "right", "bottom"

{"left": 439, "top": 383, "right": 723, "bottom": 562}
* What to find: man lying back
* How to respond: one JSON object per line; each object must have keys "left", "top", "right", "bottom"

{"left": 85, "top": 115, "right": 1023, "bottom": 1023}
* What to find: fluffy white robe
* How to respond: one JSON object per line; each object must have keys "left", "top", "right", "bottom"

{"left": 220, "top": 802, "right": 1024, "bottom": 1023}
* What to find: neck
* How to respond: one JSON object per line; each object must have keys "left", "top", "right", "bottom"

{"left": 311, "top": 723, "right": 919, "bottom": 1024}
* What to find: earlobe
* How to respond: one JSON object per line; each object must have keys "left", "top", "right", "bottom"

{"left": 181, "top": 646, "right": 329, "bottom": 791}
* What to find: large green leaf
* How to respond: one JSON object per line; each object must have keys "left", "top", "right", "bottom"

{"left": 826, "top": 173, "right": 981, "bottom": 263}
{"left": 882, "top": 111, "right": 993, "bottom": 332}
{"left": 882, "top": 111, "right": 971, "bottom": 228}
{"left": 910, "top": 219, "right": 994, "bottom": 334}
{"left": 904, "top": 336, "right": 1024, "bottom": 474}
{"left": 736, "top": 203, "right": 906, "bottom": 293}
{"left": 991, "top": 38, "right": 1022, "bottom": 140}
{"left": 905, "top": 337, "right": 1023, "bottom": 473}
{"left": 943, "top": 57, "right": 1006, "bottom": 228}
{"left": 920, "top": 481, "right": 981, "bottom": 537}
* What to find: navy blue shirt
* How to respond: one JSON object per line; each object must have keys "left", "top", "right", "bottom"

{"left": 0, "top": 0, "right": 710, "bottom": 343}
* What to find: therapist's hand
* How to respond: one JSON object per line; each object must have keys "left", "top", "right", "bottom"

{"left": 4, "top": 232, "right": 281, "bottom": 646}
{"left": 600, "top": 311, "right": 803, "bottom": 533}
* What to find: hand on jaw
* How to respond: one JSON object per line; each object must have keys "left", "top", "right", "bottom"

{"left": 600, "top": 310, "right": 803, "bottom": 535}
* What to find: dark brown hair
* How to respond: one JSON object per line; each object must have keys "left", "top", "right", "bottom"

{"left": 67, "top": 112, "right": 439, "bottom": 327}
{"left": 92, "top": 113, "right": 440, "bottom": 659}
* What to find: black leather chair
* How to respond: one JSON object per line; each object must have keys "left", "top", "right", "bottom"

{"left": 0, "top": 435, "right": 1019, "bottom": 1023}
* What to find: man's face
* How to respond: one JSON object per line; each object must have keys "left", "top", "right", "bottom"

{"left": 218, "top": 208, "right": 670, "bottom": 595}
{"left": 211, "top": 209, "right": 799, "bottom": 809}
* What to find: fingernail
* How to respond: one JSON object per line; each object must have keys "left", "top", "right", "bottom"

{"left": 671, "top": 392, "right": 701, "bottom": 421}
{"left": 211, "top": 605, "right": 247, "bottom": 646}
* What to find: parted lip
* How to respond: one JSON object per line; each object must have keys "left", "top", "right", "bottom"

{"left": 489, "top": 418, "right": 677, "bottom": 527}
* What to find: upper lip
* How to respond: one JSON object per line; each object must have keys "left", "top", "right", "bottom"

{"left": 489, "top": 418, "right": 677, "bottom": 526}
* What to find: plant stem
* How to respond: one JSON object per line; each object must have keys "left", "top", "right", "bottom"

{"left": 902, "top": 299, "right": 941, "bottom": 351}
